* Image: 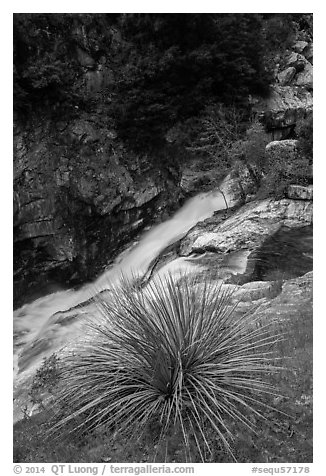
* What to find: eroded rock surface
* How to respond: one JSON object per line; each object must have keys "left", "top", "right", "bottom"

{"left": 256, "top": 85, "right": 313, "bottom": 140}
{"left": 180, "top": 198, "right": 312, "bottom": 257}
{"left": 251, "top": 40, "right": 313, "bottom": 141}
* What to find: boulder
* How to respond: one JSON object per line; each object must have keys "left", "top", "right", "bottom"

{"left": 303, "top": 43, "right": 313, "bottom": 64}
{"left": 217, "top": 163, "right": 258, "bottom": 207}
{"left": 286, "top": 184, "right": 313, "bottom": 200}
{"left": 190, "top": 278, "right": 282, "bottom": 305}
{"left": 194, "top": 280, "right": 282, "bottom": 304}
{"left": 265, "top": 139, "right": 299, "bottom": 164}
{"left": 295, "top": 62, "right": 313, "bottom": 90}
{"left": 70, "top": 119, "right": 100, "bottom": 143}
{"left": 286, "top": 52, "right": 307, "bottom": 72}
{"left": 233, "top": 280, "right": 283, "bottom": 302}
{"left": 256, "top": 86, "right": 313, "bottom": 139}
{"left": 282, "top": 48, "right": 313, "bottom": 90}
{"left": 283, "top": 48, "right": 313, "bottom": 90}
{"left": 293, "top": 41, "right": 309, "bottom": 54}
{"left": 278, "top": 67, "right": 296, "bottom": 86}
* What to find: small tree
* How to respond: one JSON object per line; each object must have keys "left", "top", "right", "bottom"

{"left": 228, "top": 119, "right": 270, "bottom": 187}
{"left": 184, "top": 103, "right": 246, "bottom": 169}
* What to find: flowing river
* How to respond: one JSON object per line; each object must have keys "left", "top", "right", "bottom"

{"left": 14, "top": 186, "right": 232, "bottom": 389}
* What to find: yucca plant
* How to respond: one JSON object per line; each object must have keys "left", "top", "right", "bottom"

{"left": 51, "top": 273, "right": 284, "bottom": 462}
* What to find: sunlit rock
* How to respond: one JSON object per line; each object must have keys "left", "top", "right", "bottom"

{"left": 180, "top": 198, "right": 313, "bottom": 257}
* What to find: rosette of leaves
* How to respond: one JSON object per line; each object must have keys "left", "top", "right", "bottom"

{"left": 52, "top": 274, "right": 283, "bottom": 461}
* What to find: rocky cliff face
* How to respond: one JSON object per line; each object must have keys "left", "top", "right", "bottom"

{"left": 14, "top": 113, "right": 181, "bottom": 307}
{"left": 252, "top": 37, "right": 313, "bottom": 141}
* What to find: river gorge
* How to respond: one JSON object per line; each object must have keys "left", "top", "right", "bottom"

{"left": 13, "top": 13, "right": 313, "bottom": 464}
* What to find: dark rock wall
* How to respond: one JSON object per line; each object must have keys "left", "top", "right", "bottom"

{"left": 14, "top": 113, "right": 181, "bottom": 307}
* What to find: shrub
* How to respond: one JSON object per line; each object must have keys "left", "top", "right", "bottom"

{"left": 261, "top": 157, "right": 311, "bottom": 199}
{"left": 229, "top": 119, "right": 270, "bottom": 187}
{"left": 51, "top": 274, "right": 282, "bottom": 462}
{"left": 262, "top": 14, "right": 298, "bottom": 53}
{"left": 259, "top": 137, "right": 312, "bottom": 199}
{"left": 296, "top": 115, "right": 313, "bottom": 164}
{"left": 185, "top": 103, "right": 246, "bottom": 166}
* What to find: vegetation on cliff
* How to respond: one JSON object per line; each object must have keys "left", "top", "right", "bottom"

{"left": 14, "top": 13, "right": 311, "bottom": 154}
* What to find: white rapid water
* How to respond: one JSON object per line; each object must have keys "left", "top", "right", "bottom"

{"left": 13, "top": 187, "right": 229, "bottom": 384}
{"left": 94, "top": 189, "right": 227, "bottom": 291}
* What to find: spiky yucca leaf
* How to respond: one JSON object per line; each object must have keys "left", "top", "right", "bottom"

{"left": 51, "top": 274, "right": 283, "bottom": 461}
